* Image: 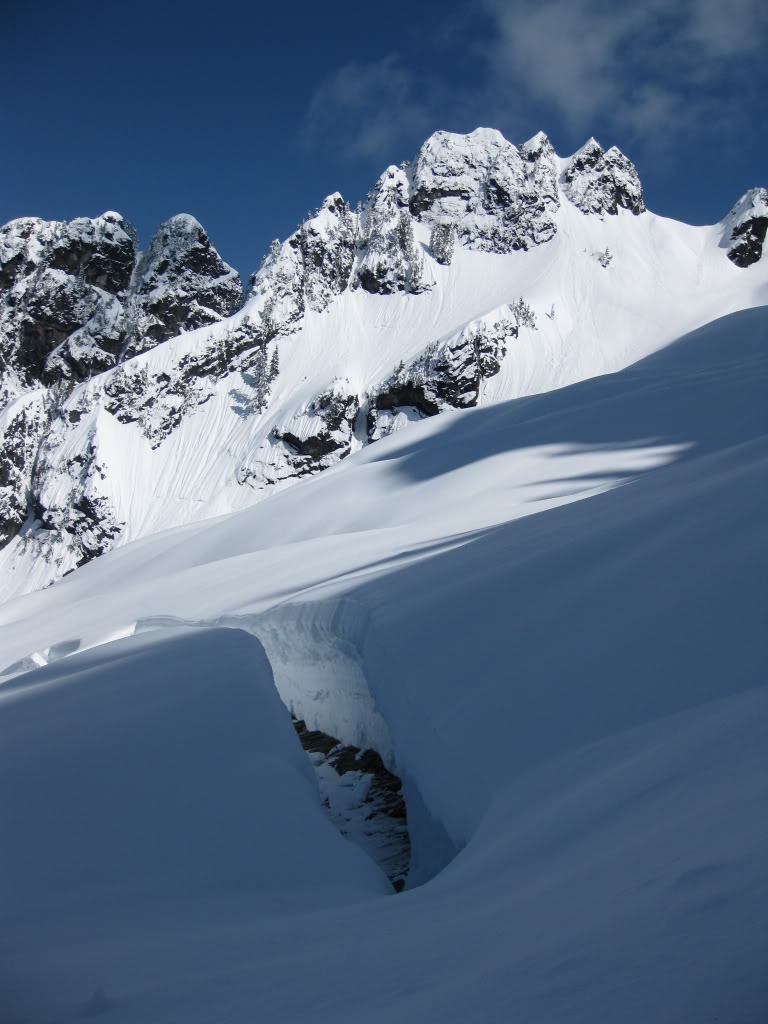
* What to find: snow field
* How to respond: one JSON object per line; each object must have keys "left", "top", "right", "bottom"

{"left": 0, "top": 306, "right": 766, "bottom": 1021}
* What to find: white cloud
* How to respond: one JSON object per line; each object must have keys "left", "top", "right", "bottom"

{"left": 483, "top": 0, "right": 767, "bottom": 138}
{"left": 301, "top": 1, "right": 767, "bottom": 160}
{"left": 302, "top": 55, "right": 437, "bottom": 161}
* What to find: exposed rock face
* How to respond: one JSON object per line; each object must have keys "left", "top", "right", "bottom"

{"left": 563, "top": 139, "right": 645, "bottom": 216}
{"left": 0, "top": 394, "right": 46, "bottom": 546}
{"left": 124, "top": 214, "right": 242, "bottom": 357}
{"left": 409, "top": 128, "right": 560, "bottom": 253}
{"left": 725, "top": 188, "right": 768, "bottom": 268}
{"left": 368, "top": 310, "right": 518, "bottom": 439}
{"left": 293, "top": 717, "right": 410, "bottom": 891}
{"left": 0, "top": 213, "right": 137, "bottom": 397}
{"left": 0, "top": 210, "right": 240, "bottom": 401}
{"left": 0, "top": 210, "right": 242, "bottom": 564}
{"left": 273, "top": 387, "right": 359, "bottom": 463}
{"left": 239, "top": 382, "right": 360, "bottom": 490}
{"left": 102, "top": 316, "right": 274, "bottom": 449}
{"left": 4, "top": 396, "right": 125, "bottom": 575}
{"left": 36, "top": 489, "right": 123, "bottom": 573}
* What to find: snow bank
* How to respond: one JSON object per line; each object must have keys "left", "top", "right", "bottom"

{"left": 0, "top": 627, "right": 389, "bottom": 1020}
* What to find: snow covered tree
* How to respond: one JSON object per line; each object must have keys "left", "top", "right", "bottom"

{"left": 216, "top": 326, "right": 231, "bottom": 372}
{"left": 395, "top": 210, "right": 413, "bottom": 254}
{"left": 423, "top": 338, "right": 439, "bottom": 373}
{"left": 597, "top": 247, "right": 613, "bottom": 268}
{"left": 44, "top": 378, "right": 70, "bottom": 419}
{"left": 363, "top": 208, "right": 388, "bottom": 255}
{"left": 429, "top": 222, "right": 455, "bottom": 266}
{"left": 510, "top": 297, "right": 537, "bottom": 334}
{"left": 267, "top": 239, "right": 281, "bottom": 263}
{"left": 396, "top": 211, "right": 423, "bottom": 292}
{"left": 260, "top": 296, "right": 276, "bottom": 338}
{"left": 253, "top": 347, "right": 269, "bottom": 412}
{"left": 269, "top": 345, "right": 280, "bottom": 382}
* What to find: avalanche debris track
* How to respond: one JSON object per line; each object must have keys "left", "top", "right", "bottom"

{"left": 293, "top": 716, "right": 410, "bottom": 892}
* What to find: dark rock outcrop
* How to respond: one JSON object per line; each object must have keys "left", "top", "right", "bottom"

{"left": 725, "top": 188, "right": 768, "bottom": 268}
{"left": 0, "top": 213, "right": 137, "bottom": 395}
{"left": 294, "top": 716, "right": 410, "bottom": 891}
{"left": 6, "top": 413, "right": 124, "bottom": 570}
{"left": 368, "top": 312, "right": 516, "bottom": 440}
{"left": 268, "top": 386, "right": 360, "bottom": 477}
{"left": 0, "top": 395, "right": 46, "bottom": 546}
{"left": 0, "top": 210, "right": 241, "bottom": 402}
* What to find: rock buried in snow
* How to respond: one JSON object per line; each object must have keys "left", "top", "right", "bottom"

{"left": 293, "top": 717, "right": 410, "bottom": 891}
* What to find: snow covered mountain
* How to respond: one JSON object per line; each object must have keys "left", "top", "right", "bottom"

{"left": 1, "top": 127, "right": 766, "bottom": 601}
{"left": 1, "top": 125, "right": 767, "bottom": 1021}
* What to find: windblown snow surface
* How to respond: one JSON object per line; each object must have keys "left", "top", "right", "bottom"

{"left": 1, "top": 303, "right": 767, "bottom": 1022}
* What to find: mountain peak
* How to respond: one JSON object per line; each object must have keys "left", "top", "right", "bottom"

{"left": 571, "top": 136, "right": 602, "bottom": 159}
{"left": 409, "top": 126, "right": 557, "bottom": 252}
{"left": 320, "top": 192, "right": 345, "bottom": 211}
{"left": 564, "top": 138, "right": 644, "bottom": 216}
{"left": 465, "top": 126, "right": 509, "bottom": 146}
{"left": 159, "top": 212, "right": 206, "bottom": 234}
{"left": 520, "top": 131, "right": 553, "bottom": 159}
{"left": 126, "top": 214, "right": 242, "bottom": 356}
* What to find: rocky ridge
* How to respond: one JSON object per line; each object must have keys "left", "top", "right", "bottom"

{"left": 0, "top": 210, "right": 242, "bottom": 555}
{"left": 0, "top": 212, "right": 241, "bottom": 404}
{"left": 0, "top": 127, "right": 763, "bottom": 592}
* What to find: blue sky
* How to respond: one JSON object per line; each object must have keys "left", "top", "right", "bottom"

{"left": 4, "top": 0, "right": 766, "bottom": 278}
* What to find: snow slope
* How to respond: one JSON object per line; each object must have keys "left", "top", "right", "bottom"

{"left": 0, "top": 628, "right": 389, "bottom": 1020}
{"left": 1, "top": 306, "right": 766, "bottom": 1020}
